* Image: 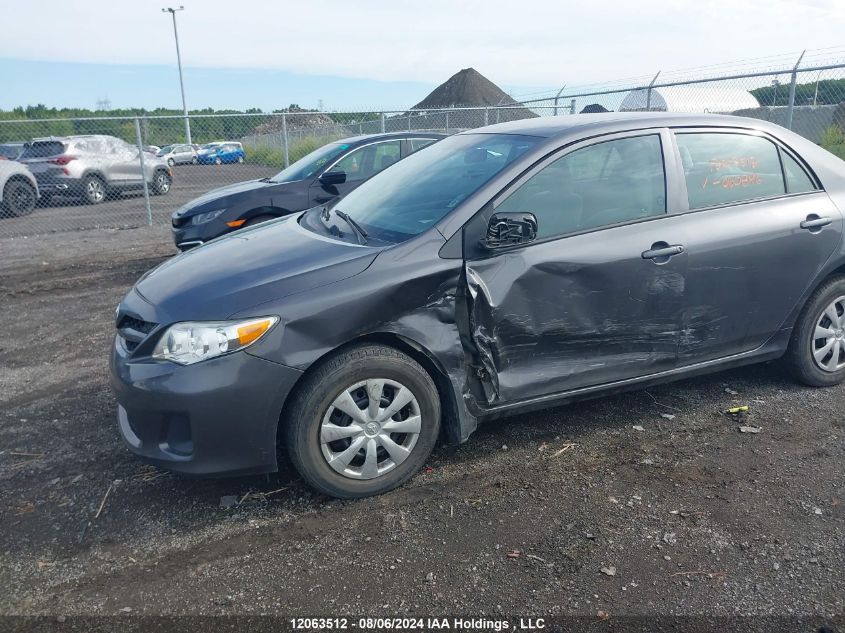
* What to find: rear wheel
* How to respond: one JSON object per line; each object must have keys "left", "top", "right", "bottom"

{"left": 237, "top": 155, "right": 244, "bottom": 164}
{"left": 82, "top": 174, "right": 106, "bottom": 205}
{"left": 167, "top": 157, "right": 175, "bottom": 167}
{"left": 1, "top": 179, "right": 37, "bottom": 217}
{"left": 285, "top": 344, "right": 441, "bottom": 498}
{"left": 785, "top": 276, "right": 845, "bottom": 386}
{"left": 191, "top": 156, "right": 198, "bottom": 165}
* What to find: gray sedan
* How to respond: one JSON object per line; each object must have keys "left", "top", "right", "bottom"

{"left": 112, "top": 112, "right": 845, "bottom": 498}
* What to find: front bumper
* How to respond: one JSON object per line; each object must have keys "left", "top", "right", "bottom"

{"left": 171, "top": 216, "right": 233, "bottom": 251}
{"left": 110, "top": 337, "right": 303, "bottom": 476}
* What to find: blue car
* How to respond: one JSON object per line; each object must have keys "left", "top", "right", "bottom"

{"left": 196, "top": 142, "right": 245, "bottom": 165}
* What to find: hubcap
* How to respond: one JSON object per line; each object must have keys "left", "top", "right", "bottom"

{"left": 87, "top": 180, "right": 104, "bottom": 202}
{"left": 811, "top": 295, "right": 845, "bottom": 372}
{"left": 11, "top": 184, "right": 34, "bottom": 212}
{"left": 157, "top": 174, "right": 170, "bottom": 192}
{"left": 320, "top": 378, "right": 421, "bottom": 480}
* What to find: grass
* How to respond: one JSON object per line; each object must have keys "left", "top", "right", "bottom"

{"left": 819, "top": 125, "right": 845, "bottom": 161}
{"left": 244, "top": 135, "right": 340, "bottom": 169}
{"left": 825, "top": 143, "right": 845, "bottom": 161}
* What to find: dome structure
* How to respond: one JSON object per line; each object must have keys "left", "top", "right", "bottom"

{"left": 619, "top": 86, "right": 760, "bottom": 113}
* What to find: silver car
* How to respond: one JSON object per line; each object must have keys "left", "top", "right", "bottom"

{"left": 18, "top": 135, "right": 173, "bottom": 204}
{"left": 157, "top": 143, "right": 197, "bottom": 166}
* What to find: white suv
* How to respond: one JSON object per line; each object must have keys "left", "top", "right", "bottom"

{"left": 19, "top": 135, "right": 172, "bottom": 204}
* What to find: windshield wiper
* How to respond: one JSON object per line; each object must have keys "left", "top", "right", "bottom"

{"left": 334, "top": 209, "right": 368, "bottom": 245}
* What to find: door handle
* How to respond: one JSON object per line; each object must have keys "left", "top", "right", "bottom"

{"left": 800, "top": 215, "right": 832, "bottom": 231}
{"left": 642, "top": 243, "right": 685, "bottom": 262}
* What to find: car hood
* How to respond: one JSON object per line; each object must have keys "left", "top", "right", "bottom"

{"left": 172, "top": 179, "right": 273, "bottom": 216}
{"left": 133, "top": 214, "right": 379, "bottom": 322}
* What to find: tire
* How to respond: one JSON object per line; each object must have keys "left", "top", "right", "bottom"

{"left": 167, "top": 157, "right": 175, "bottom": 167}
{"left": 214, "top": 157, "right": 222, "bottom": 165}
{"left": 285, "top": 344, "right": 441, "bottom": 499}
{"left": 81, "top": 174, "right": 106, "bottom": 205}
{"left": 1, "top": 179, "right": 37, "bottom": 217}
{"left": 150, "top": 170, "right": 172, "bottom": 195}
{"left": 784, "top": 275, "right": 845, "bottom": 387}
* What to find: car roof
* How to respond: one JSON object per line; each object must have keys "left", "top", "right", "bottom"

{"left": 462, "top": 112, "right": 787, "bottom": 138}
{"left": 335, "top": 131, "right": 446, "bottom": 145}
{"left": 30, "top": 134, "right": 118, "bottom": 142}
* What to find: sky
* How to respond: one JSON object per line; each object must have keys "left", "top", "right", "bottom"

{"left": 1, "top": 0, "right": 844, "bottom": 112}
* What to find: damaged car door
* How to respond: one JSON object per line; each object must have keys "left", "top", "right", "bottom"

{"left": 464, "top": 131, "right": 689, "bottom": 404}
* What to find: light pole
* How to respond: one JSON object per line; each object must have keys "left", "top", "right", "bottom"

{"left": 162, "top": 6, "right": 192, "bottom": 144}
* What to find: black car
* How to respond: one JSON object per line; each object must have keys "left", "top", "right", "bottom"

{"left": 171, "top": 132, "right": 444, "bottom": 250}
{"left": 113, "top": 113, "right": 845, "bottom": 499}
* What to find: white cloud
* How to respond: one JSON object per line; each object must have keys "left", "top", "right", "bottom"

{"left": 2, "top": 0, "right": 844, "bottom": 88}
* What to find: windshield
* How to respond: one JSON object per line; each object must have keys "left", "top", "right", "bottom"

{"left": 158, "top": 145, "right": 174, "bottom": 154}
{"left": 316, "top": 133, "right": 540, "bottom": 242}
{"left": 200, "top": 144, "right": 219, "bottom": 151}
{"left": 269, "top": 142, "right": 349, "bottom": 183}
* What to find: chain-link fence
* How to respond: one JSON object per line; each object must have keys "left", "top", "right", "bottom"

{"left": 1, "top": 57, "right": 844, "bottom": 239}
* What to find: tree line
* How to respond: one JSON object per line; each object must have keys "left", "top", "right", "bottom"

{"left": 0, "top": 104, "right": 381, "bottom": 145}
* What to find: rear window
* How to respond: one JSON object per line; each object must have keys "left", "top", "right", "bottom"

{"left": 409, "top": 138, "right": 437, "bottom": 152}
{"left": 20, "top": 141, "right": 66, "bottom": 159}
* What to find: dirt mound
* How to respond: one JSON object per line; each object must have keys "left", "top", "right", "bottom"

{"left": 252, "top": 108, "right": 337, "bottom": 135}
{"left": 413, "top": 68, "right": 525, "bottom": 109}
{"left": 409, "top": 68, "right": 537, "bottom": 122}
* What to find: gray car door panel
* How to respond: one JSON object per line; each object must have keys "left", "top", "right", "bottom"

{"left": 669, "top": 129, "right": 844, "bottom": 363}
{"left": 463, "top": 130, "right": 686, "bottom": 405}
{"left": 465, "top": 217, "right": 689, "bottom": 405}
{"left": 676, "top": 193, "right": 842, "bottom": 362}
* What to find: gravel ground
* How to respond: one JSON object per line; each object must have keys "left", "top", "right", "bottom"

{"left": 0, "top": 226, "right": 843, "bottom": 625}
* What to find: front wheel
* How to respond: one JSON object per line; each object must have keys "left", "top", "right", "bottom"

{"left": 285, "top": 344, "right": 441, "bottom": 498}
{"left": 785, "top": 276, "right": 845, "bottom": 386}
{"left": 191, "top": 156, "right": 198, "bottom": 165}
{"left": 150, "top": 170, "right": 172, "bottom": 195}
{"left": 214, "top": 156, "right": 222, "bottom": 165}
{"left": 1, "top": 179, "right": 37, "bottom": 217}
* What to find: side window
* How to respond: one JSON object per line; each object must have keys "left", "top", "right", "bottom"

{"left": 496, "top": 135, "right": 666, "bottom": 240}
{"left": 331, "top": 146, "right": 369, "bottom": 180}
{"left": 331, "top": 141, "right": 401, "bottom": 181}
{"left": 676, "top": 133, "right": 785, "bottom": 209}
{"left": 409, "top": 138, "right": 436, "bottom": 152}
{"left": 781, "top": 151, "right": 817, "bottom": 194}
{"left": 372, "top": 141, "right": 401, "bottom": 173}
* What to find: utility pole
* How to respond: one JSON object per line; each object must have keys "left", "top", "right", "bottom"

{"left": 162, "top": 6, "right": 192, "bottom": 144}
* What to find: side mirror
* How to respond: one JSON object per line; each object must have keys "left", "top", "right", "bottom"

{"left": 319, "top": 171, "right": 347, "bottom": 186}
{"left": 485, "top": 212, "right": 538, "bottom": 249}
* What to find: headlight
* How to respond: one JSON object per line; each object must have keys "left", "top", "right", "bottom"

{"left": 192, "top": 209, "right": 226, "bottom": 225}
{"left": 152, "top": 316, "right": 278, "bottom": 365}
